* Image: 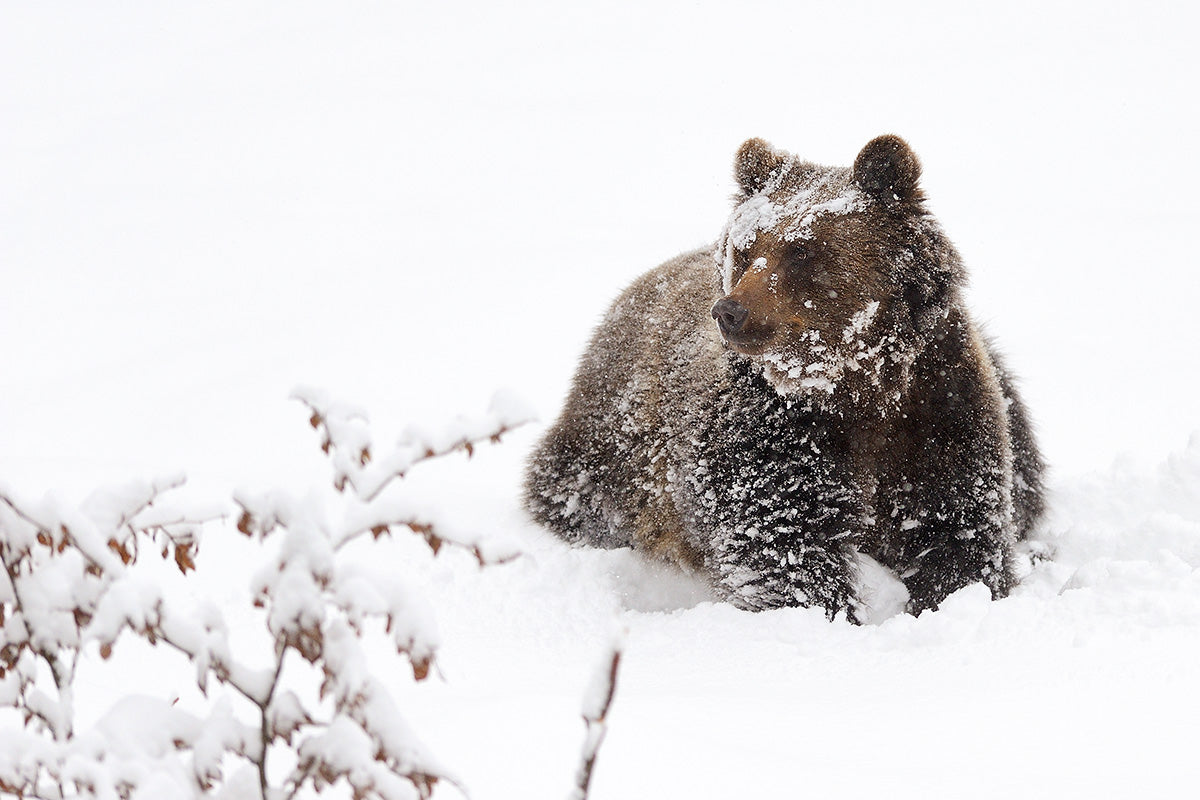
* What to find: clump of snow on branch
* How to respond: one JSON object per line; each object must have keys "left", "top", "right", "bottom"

{"left": 0, "top": 389, "right": 532, "bottom": 799}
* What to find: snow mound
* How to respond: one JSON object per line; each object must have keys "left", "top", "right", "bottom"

{"left": 404, "top": 431, "right": 1200, "bottom": 798}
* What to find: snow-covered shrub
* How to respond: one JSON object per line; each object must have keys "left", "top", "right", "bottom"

{"left": 0, "top": 389, "right": 532, "bottom": 799}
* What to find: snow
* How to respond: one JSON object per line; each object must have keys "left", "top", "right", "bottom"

{"left": 3, "top": 2, "right": 1200, "bottom": 799}
{"left": 719, "top": 168, "right": 867, "bottom": 293}
{"left": 759, "top": 304, "right": 897, "bottom": 398}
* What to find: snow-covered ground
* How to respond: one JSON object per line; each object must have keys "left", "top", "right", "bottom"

{"left": 3, "top": 2, "right": 1199, "bottom": 798}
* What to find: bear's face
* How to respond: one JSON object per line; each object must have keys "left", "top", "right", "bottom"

{"left": 713, "top": 136, "right": 958, "bottom": 405}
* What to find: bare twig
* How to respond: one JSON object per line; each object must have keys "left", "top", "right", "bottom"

{"left": 112, "top": 475, "right": 187, "bottom": 533}
{"left": 281, "top": 760, "right": 316, "bottom": 800}
{"left": 258, "top": 647, "right": 288, "bottom": 800}
{"left": 335, "top": 518, "right": 519, "bottom": 569}
{"left": 292, "top": 390, "right": 532, "bottom": 503}
{"left": 0, "top": 491, "right": 45, "bottom": 528}
{"left": 358, "top": 422, "right": 525, "bottom": 503}
{"left": 156, "top": 629, "right": 268, "bottom": 708}
{"left": 571, "top": 645, "right": 624, "bottom": 800}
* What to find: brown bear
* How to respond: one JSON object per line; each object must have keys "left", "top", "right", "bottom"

{"left": 524, "top": 135, "right": 1044, "bottom": 618}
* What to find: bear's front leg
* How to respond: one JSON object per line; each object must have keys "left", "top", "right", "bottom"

{"left": 882, "top": 323, "right": 1024, "bottom": 614}
{"left": 889, "top": 457, "right": 1016, "bottom": 614}
{"left": 713, "top": 520, "right": 859, "bottom": 617}
{"left": 700, "top": 458, "right": 864, "bottom": 618}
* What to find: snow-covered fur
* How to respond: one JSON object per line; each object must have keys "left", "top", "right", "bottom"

{"left": 524, "top": 135, "right": 1045, "bottom": 617}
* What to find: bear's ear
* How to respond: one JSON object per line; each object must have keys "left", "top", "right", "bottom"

{"left": 852, "top": 135, "right": 923, "bottom": 203}
{"left": 735, "top": 138, "right": 786, "bottom": 195}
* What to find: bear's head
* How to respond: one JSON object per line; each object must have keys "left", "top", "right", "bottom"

{"left": 712, "top": 135, "right": 963, "bottom": 411}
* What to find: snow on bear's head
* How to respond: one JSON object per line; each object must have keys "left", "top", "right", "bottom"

{"left": 711, "top": 135, "right": 963, "bottom": 411}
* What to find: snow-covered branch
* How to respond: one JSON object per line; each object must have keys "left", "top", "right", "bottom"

{"left": 570, "top": 637, "right": 625, "bottom": 800}
{"left": 1, "top": 389, "right": 531, "bottom": 799}
{"left": 0, "top": 479, "right": 221, "bottom": 742}
{"left": 292, "top": 386, "right": 535, "bottom": 502}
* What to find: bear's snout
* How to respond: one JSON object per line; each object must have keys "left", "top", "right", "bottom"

{"left": 711, "top": 297, "right": 749, "bottom": 336}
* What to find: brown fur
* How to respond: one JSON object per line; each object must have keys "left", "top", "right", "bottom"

{"left": 525, "top": 135, "right": 1046, "bottom": 616}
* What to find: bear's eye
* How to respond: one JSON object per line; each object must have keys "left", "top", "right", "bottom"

{"left": 785, "top": 242, "right": 814, "bottom": 269}
{"left": 730, "top": 250, "right": 752, "bottom": 283}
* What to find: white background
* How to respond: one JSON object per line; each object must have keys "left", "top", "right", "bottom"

{"left": 3, "top": 2, "right": 1199, "bottom": 798}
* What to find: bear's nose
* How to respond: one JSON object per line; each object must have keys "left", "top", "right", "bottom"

{"left": 711, "top": 297, "right": 749, "bottom": 335}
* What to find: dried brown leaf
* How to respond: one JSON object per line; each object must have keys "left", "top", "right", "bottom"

{"left": 412, "top": 772, "right": 439, "bottom": 800}
{"left": 73, "top": 608, "right": 92, "bottom": 629}
{"left": 0, "top": 643, "right": 19, "bottom": 669}
{"left": 288, "top": 626, "right": 323, "bottom": 663}
{"left": 406, "top": 522, "right": 443, "bottom": 555}
{"left": 107, "top": 538, "right": 133, "bottom": 565}
{"left": 1, "top": 779, "right": 27, "bottom": 795}
{"left": 174, "top": 543, "right": 196, "bottom": 574}
{"left": 317, "top": 763, "right": 338, "bottom": 787}
{"left": 100, "top": 643, "right": 113, "bottom": 660}
{"left": 426, "top": 533, "right": 442, "bottom": 557}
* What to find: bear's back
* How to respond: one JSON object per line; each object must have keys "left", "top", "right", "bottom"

{"left": 523, "top": 248, "right": 725, "bottom": 558}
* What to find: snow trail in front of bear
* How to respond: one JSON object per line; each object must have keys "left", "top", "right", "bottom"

{"left": 401, "top": 430, "right": 1200, "bottom": 799}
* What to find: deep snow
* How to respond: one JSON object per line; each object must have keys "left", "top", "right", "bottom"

{"left": 3, "top": 2, "right": 1200, "bottom": 798}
